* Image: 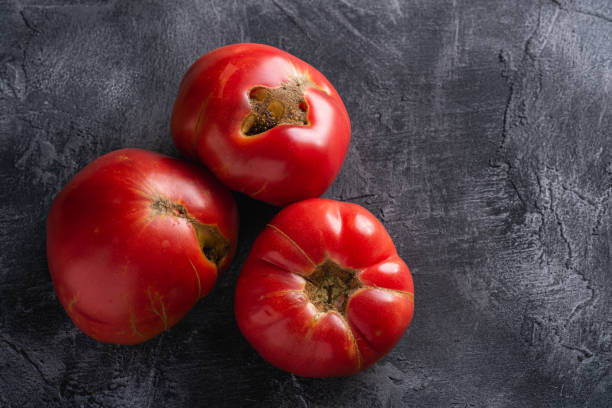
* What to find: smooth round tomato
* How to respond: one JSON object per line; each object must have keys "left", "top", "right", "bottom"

{"left": 171, "top": 43, "right": 351, "bottom": 206}
{"left": 47, "top": 148, "right": 239, "bottom": 344}
{"left": 234, "top": 198, "right": 414, "bottom": 377}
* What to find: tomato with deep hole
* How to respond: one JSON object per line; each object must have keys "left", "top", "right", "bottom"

{"left": 47, "top": 148, "right": 239, "bottom": 344}
{"left": 234, "top": 198, "right": 414, "bottom": 377}
{"left": 171, "top": 43, "right": 351, "bottom": 206}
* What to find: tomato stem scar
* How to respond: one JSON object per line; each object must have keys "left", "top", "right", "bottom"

{"left": 241, "top": 76, "right": 313, "bottom": 136}
{"left": 151, "top": 198, "right": 229, "bottom": 268}
{"left": 304, "top": 259, "right": 362, "bottom": 315}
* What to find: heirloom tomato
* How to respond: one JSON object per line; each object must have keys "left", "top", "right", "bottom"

{"left": 171, "top": 43, "right": 351, "bottom": 206}
{"left": 47, "top": 149, "right": 238, "bottom": 344}
{"left": 235, "top": 199, "right": 414, "bottom": 377}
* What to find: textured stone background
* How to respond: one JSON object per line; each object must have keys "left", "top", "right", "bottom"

{"left": 1, "top": 0, "right": 611, "bottom": 406}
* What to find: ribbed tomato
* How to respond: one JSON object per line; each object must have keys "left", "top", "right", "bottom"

{"left": 47, "top": 149, "right": 238, "bottom": 344}
{"left": 171, "top": 43, "right": 351, "bottom": 206}
{"left": 235, "top": 199, "right": 414, "bottom": 377}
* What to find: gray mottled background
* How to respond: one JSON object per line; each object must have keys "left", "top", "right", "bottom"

{"left": 1, "top": 0, "right": 611, "bottom": 407}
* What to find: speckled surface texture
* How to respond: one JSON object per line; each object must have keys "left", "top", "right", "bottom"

{"left": 1, "top": 0, "right": 611, "bottom": 407}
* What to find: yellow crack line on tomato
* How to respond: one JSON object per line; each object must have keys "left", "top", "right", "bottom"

{"left": 66, "top": 294, "right": 78, "bottom": 312}
{"left": 360, "top": 285, "right": 414, "bottom": 301}
{"left": 130, "top": 313, "right": 146, "bottom": 339}
{"left": 304, "top": 312, "right": 319, "bottom": 341}
{"left": 335, "top": 311, "right": 362, "bottom": 373}
{"left": 147, "top": 288, "right": 168, "bottom": 331}
{"left": 259, "top": 255, "right": 315, "bottom": 284}
{"left": 259, "top": 256, "right": 294, "bottom": 274}
{"left": 344, "top": 304, "right": 378, "bottom": 352}
{"left": 251, "top": 181, "right": 268, "bottom": 198}
{"left": 188, "top": 258, "right": 203, "bottom": 299}
{"left": 266, "top": 224, "right": 316, "bottom": 268}
{"left": 257, "top": 289, "right": 304, "bottom": 302}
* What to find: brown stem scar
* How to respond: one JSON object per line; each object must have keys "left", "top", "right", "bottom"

{"left": 304, "top": 259, "right": 362, "bottom": 315}
{"left": 241, "top": 76, "right": 314, "bottom": 136}
{"left": 151, "top": 198, "right": 230, "bottom": 268}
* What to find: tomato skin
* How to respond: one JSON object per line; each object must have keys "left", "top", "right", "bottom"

{"left": 235, "top": 199, "right": 414, "bottom": 377}
{"left": 46, "top": 149, "right": 238, "bottom": 344}
{"left": 171, "top": 43, "right": 351, "bottom": 206}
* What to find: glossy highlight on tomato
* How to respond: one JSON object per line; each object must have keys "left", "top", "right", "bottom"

{"left": 171, "top": 43, "right": 351, "bottom": 206}
{"left": 46, "top": 149, "right": 239, "bottom": 344}
{"left": 235, "top": 199, "right": 414, "bottom": 377}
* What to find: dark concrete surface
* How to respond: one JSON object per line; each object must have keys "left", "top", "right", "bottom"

{"left": 1, "top": 0, "right": 611, "bottom": 406}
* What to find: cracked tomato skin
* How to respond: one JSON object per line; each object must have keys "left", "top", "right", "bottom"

{"left": 234, "top": 198, "right": 414, "bottom": 377}
{"left": 171, "top": 43, "right": 351, "bottom": 206}
{"left": 46, "top": 149, "right": 238, "bottom": 344}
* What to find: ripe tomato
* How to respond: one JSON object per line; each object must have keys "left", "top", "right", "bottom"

{"left": 171, "top": 43, "right": 351, "bottom": 206}
{"left": 234, "top": 198, "right": 414, "bottom": 377}
{"left": 47, "top": 149, "right": 239, "bottom": 344}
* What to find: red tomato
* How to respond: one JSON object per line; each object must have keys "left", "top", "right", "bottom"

{"left": 47, "top": 149, "right": 239, "bottom": 344}
{"left": 234, "top": 198, "right": 414, "bottom": 377}
{"left": 171, "top": 43, "right": 351, "bottom": 206}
